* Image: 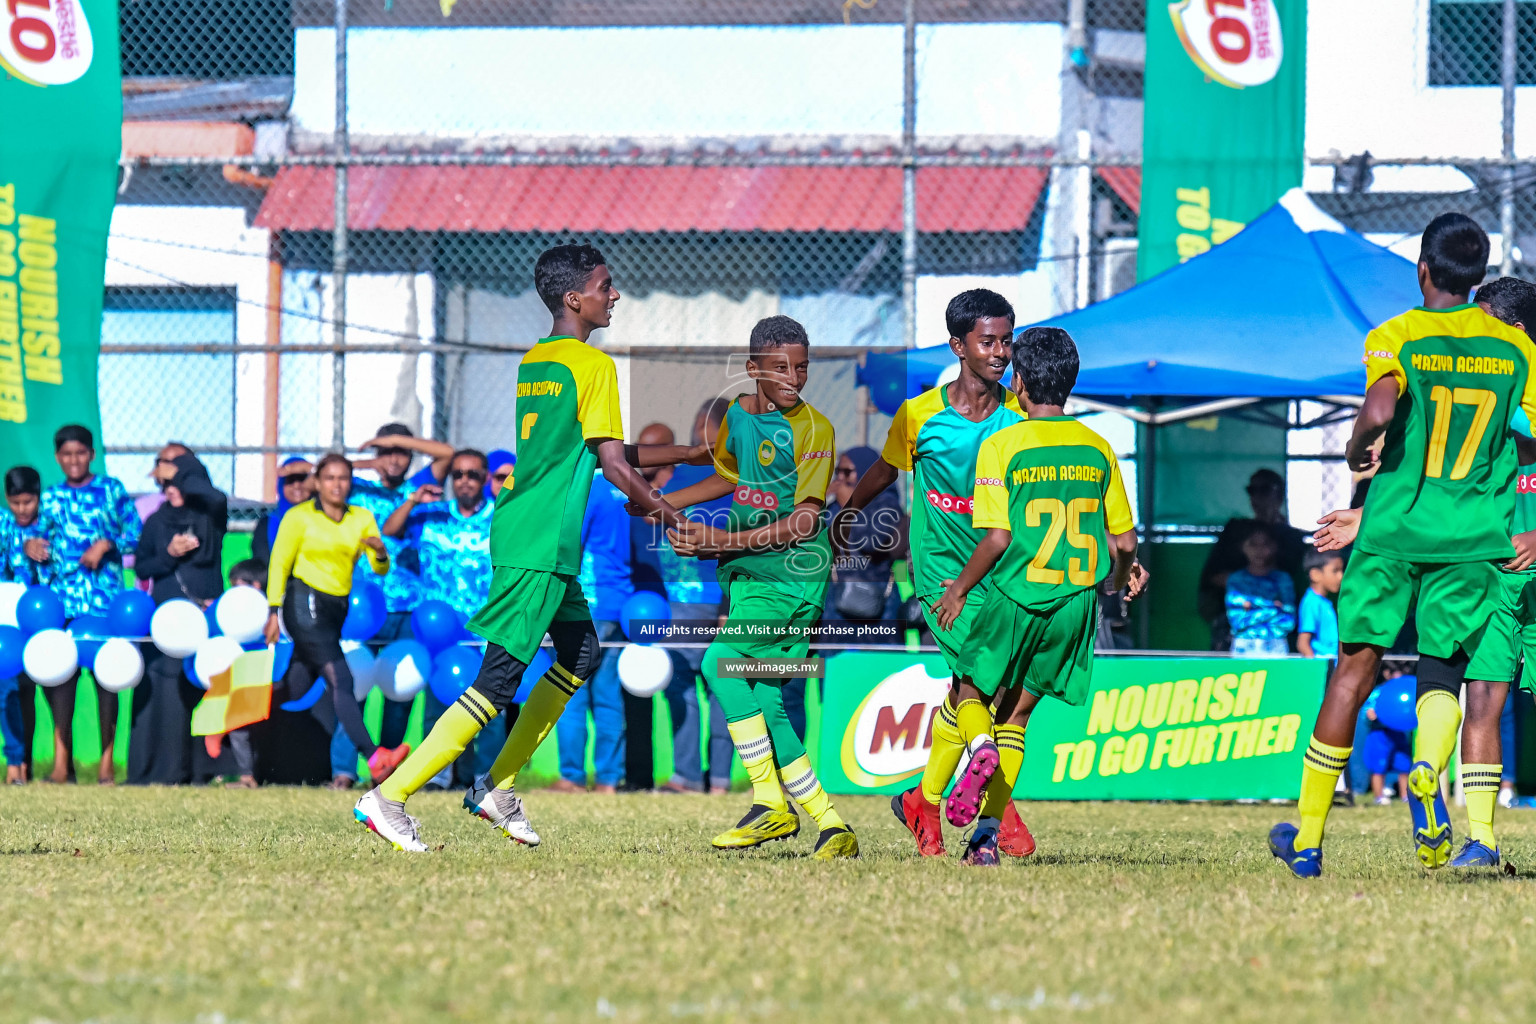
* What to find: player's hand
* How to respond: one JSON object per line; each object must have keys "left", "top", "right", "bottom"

{"left": 1507, "top": 530, "right": 1536, "bottom": 571}
{"left": 684, "top": 443, "right": 714, "bottom": 466}
{"left": 23, "top": 537, "right": 50, "bottom": 563}
{"left": 1313, "top": 508, "right": 1361, "bottom": 552}
{"left": 668, "top": 521, "right": 722, "bottom": 558}
{"left": 411, "top": 484, "right": 443, "bottom": 505}
{"left": 264, "top": 610, "right": 281, "bottom": 646}
{"left": 362, "top": 535, "right": 388, "bottom": 558}
{"left": 1123, "top": 561, "right": 1150, "bottom": 602}
{"left": 1347, "top": 447, "right": 1380, "bottom": 473}
{"left": 931, "top": 580, "right": 967, "bottom": 631}
{"left": 79, "top": 539, "right": 111, "bottom": 570}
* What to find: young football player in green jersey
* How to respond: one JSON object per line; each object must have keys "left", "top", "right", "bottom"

{"left": 1270, "top": 215, "right": 1536, "bottom": 878}
{"left": 1312, "top": 275, "right": 1536, "bottom": 870}
{"left": 355, "top": 244, "right": 701, "bottom": 852}
{"left": 658, "top": 315, "right": 858, "bottom": 860}
{"left": 931, "top": 326, "right": 1145, "bottom": 865}
{"left": 832, "top": 289, "right": 1035, "bottom": 859}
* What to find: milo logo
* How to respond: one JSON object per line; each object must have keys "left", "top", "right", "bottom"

{"left": 734, "top": 485, "right": 779, "bottom": 511}
{"left": 1168, "top": 0, "right": 1282, "bottom": 89}
{"left": 925, "top": 490, "right": 973, "bottom": 516}
{"left": 1, "top": 0, "right": 94, "bottom": 86}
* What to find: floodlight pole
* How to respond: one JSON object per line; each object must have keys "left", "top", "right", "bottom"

{"left": 1501, "top": 0, "right": 1517, "bottom": 278}
{"left": 331, "top": 0, "right": 349, "bottom": 450}
{"left": 901, "top": 0, "right": 917, "bottom": 349}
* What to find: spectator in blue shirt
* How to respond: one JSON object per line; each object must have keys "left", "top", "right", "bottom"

{"left": 1296, "top": 549, "right": 1342, "bottom": 660}
{"left": 1224, "top": 524, "right": 1296, "bottom": 658}
{"left": 38, "top": 425, "right": 142, "bottom": 784}
{"left": 2, "top": 465, "right": 48, "bottom": 784}
{"left": 383, "top": 448, "right": 499, "bottom": 786}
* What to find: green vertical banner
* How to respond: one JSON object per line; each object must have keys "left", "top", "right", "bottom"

{"left": 1138, "top": 0, "right": 1306, "bottom": 281}
{"left": 0, "top": 0, "right": 119, "bottom": 467}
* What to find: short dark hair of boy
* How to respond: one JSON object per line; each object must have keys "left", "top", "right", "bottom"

{"left": 1420, "top": 213, "right": 1489, "bottom": 296}
{"left": 1304, "top": 548, "right": 1342, "bottom": 573}
{"left": 53, "top": 424, "right": 93, "bottom": 451}
{"left": 1475, "top": 275, "right": 1536, "bottom": 332}
{"left": 452, "top": 447, "right": 488, "bottom": 469}
{"left": 229, "top": 559, "right": 267, "bottom": 590}
{"left": 945, "top": 288, "right": 1015, "bottom": 339}
{"left": 4, "top": 465, "right": 40, "bottom": 497}
{"left": 748, "top": 315, "right": 810, "bottom": 355}
{"left": 534, "top": 244, "right": 607, "bottom": 315}
{"left": 1010, "top": 327, "right": 1079, "bottom": 406}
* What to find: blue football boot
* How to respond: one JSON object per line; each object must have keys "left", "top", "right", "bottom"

{"left": 1406, "top": 761, "right": 1453, "bottom": 868}
{"left": 1448, "top": 838, "right": 1500, "bottom": 869}
{"left": 1268, "top": 822, "right": 1322, "bottom": 879}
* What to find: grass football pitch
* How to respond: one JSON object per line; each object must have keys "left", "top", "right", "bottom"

{"left": 5, "top": 787, "right": 1535, "bottom": 1023}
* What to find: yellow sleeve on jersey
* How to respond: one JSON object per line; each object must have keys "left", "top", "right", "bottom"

{"left": 1364, "top": 319, "right": 1408, "bottom": 397}
{"left": 971, "top": 433, "right": 1011, "bottom": 531}
{"left": 1104, "top": 456, "right": 1134, "bottom": 534}
{"left": 572, "top": 347, "right": 624, "bottom": 441}
{"left": 712, "top": 405, "right": 740, "bottom": 484}
{"left": 792, "top": 405, "right": 835, "bottom": 505}
{"left": 880, "top": 400, "right": 914, "bottom": 471}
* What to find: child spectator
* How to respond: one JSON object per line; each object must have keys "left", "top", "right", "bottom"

{"left": 1224, "top": 523, "right": 1297, "bottom": 657}
{"left": 1362, "top": 667, "right": 1414, "bottom": 805}
{"left": 1, "top": 465, "right": 48, "bottom": 783}
{"left": 1297, "top": 549, "right": 1343, "bottom": 659}
{"left": 213, "top": 559, "right": 267, "bottom": 788}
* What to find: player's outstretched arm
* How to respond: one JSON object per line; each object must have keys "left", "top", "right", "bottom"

{"left": 1345, "top": 377, "right": 1399, "bottom": 471}
{"left": 669, "top": 498, "right": 822, "bottom": 558}
{"left": 592, "top": 438, "right": 688, "bottom": 529}
{"left": 830, "top": 457, "right": 899, "bottom": 552}
{"left": 625, "top": 442, "right": 713, "bottom": 469}
{"left": 1109, "top": 528, "right": 1147, "bottom": 599}
{"left": 1313, "top": 508, "right": 1361, "bottom": 552}
{"left": 931, "top": 527, "right": 1011, "bottom": 630}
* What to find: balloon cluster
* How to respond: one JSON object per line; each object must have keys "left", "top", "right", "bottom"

{"left": 0, "top": 583, "right": 156, "bottom": 691}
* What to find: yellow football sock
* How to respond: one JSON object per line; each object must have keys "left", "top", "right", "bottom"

{"left": 1462, "top": 763, "right": 1501, "bottom": 848}
{"left": 980, "top": 722, "right": 1026, "bottom": 820}
{"left": 490, "top": 664, "right": 583, "bottom": 791}
{"left": 919, "top": 697, "right": 964, "bottom": 806}
{"left": 954, "top": 698, "right": 995, "bottom": 752}
{"left": 779, "top": 754, "right": 845, "bottom": 831}
{"left": 1294, "top": 736, "right": 1352, "bottom": 851}
{"left": 1413, "top": 690, "right": 1462, "bottom": 775}
{"left": 727, "top": 713, "right": 788, "bottom": 812}
{"left": 380, "top": 688, "right": 496, "bottom": 802}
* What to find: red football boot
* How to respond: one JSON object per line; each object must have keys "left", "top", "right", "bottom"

{"left": 997, "top": 800, "right": 1036, "bottom": 858}
{"left": 891, "top": 787, "right": 946, "bottom": 857}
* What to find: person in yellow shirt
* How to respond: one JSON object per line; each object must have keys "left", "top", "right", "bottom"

{"left": 263, "top": 453, "right": 411, "bottom": 783}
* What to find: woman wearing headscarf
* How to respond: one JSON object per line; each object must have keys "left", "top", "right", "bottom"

{"left": 251, "top": 457, "right": 313, "bottom": 567}
{"left": 485, "top": 449, "right": 515, "bottom": 500}
{"left": 129, "top": 445, "right": 228, "bottom": 785}
{"left": 263, "top": 453, "right": 410, "bottom": 784}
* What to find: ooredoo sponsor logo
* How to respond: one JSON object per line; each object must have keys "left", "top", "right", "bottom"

{"left": 1518, "top": 473, "right": 1536, "bottom": 494}
{"left": 925, "top": 489, "right": 973, "bottom": 515}
{"left": 1169, "top": 0, "right": 1282, "bottom": 90}
{"left": 1, "top": 0, "right": 94, "bottom": 86}
{"left": 734, "top": 485, "right": 780, "bottom": 510}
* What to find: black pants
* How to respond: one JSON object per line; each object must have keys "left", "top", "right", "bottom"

{"left": 127, "top": 648, "right": 199, "bottom": 785}
{"left": 281, "top": 578, "right": 376, "bottom": 759}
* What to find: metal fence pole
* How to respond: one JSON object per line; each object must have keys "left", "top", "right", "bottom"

{"left": 1502, "top": 0, "right": 1518, "bottom": 278}
{"left": 901, "top": 0, "right": 917, "bottom": 349}
{"left": 331, "top": 0, "right": 349, "bottom": 449}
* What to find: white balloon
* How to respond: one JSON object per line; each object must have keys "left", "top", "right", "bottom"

{"left": 94, "top": 638, "right": 145, "bottom": 692}
{"left": 343, "top": 640, "right": 378, "bottom": 702}
{"left": 23, "top": 629, "right": 79, "bottom": 687}
{"left": 0, "top": 581, "right": 24, "bottom": 628}
{"left": 214, "top": 586, "right": 269, "bottom": 645}
{"left": 376, "top": 640, "right": 430, "bottom": 702}
{"left": 617, "top": 643, "right": 673, "bottom": 698}
{"left": 151, "top": 599, "right": 208, "bottom": 659}
{"left": 191, "top": 635, "right": 244, "bottom": 690}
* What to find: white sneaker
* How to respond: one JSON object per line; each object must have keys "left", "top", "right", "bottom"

{"left": 1374, "top": 794, "right": 1394, "bottom": 806}
{"left": 354, "top": 788, "right": 429, "bottom": 853}
{"left": 464, "top": 774, "right": 541, "bottom": 847}
{"left": 1500, "top": 786, "right": 1517, "bottom": 810}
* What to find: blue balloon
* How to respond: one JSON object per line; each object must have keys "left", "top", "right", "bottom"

{"left": 868, "top": 369, "right": 908, "bottom": 416}
{"left": 16, "top": 585, "right": 64, "bottom": 635}
{"left": 513, "top": 647, "right": 553, "bottom": 705}
{"left": 182, "top": 655, "right": 200, "bottom": 688}
{"left": 429, "top": 645, "right": 484, "bottom": 705}
{"left": 1375, "top": 675, "right": 1418, "bottom": 733}
{"left": 411, "top": 599, "right": 461, "bottom": 654}
{"left": 70, "top": 614, "right": 111, "bottom": 672}
{"left": 107, "top": 589, "right": 156, "bottom": 638}
{"left": 204, "top": 603, "right": 222, "bottom": 637}
{"left": 341, "top": 581, "right": 387, "bottom": 641}
{"left": 280, "top": 681, "right": 325, "bottom": 713}
{"left": 620, "top": 591, "right": 671, "bottom": 641}
{"left": 0, "top": 624, "right": 24, "bottom": 677}
{"left": 271, "top": 640, "right": 294, "bottom": 682}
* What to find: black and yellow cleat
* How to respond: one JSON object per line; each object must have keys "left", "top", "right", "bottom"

{"left": 711, "top": 803, "right": 801, "bottom": 850}
{"left": 811, "top": 826, "right": 860, "bottom": 861}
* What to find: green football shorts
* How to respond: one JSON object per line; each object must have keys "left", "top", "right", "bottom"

{"left": 466, "top": 567, "right": 590, "bottom": 664}
{"left": 1466, "top": 569, "right": 1536, "bottom": 689}
{"left": 716, "top": 568, "right": 824, "bottom": 660}
{"left": 1337, "top": 551, "right": 1502, "bottom": 659}
{"left": 920, "top": 582, "right": 989, "bottom": 672}
{"left": 953, "top": 585, "right": 1098, "bottom": 705}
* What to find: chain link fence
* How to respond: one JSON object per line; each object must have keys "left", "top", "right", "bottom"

{"left": 101, "top": 0, "right": 1533, "bottom": 537}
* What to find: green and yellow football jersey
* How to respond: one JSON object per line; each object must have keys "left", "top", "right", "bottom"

{"left": 971, "top": 416, "right": 1134, "bottom": 612}
{"left": 712, "top": 396, "right": 835, "bottom": 591}
{"left": 881, "top": 383, "right": 1024, "bottom": 600}
{"left": 1355, "top": 305, "right": 1536, "bottom": 563}
{"left": 489, "top": 337, "right": 623, "bottom": 575}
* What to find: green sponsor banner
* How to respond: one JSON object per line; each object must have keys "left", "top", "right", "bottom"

{"left": 817, "top": 652, "right": 1325, "bottom": 800}
{"left": 0, "top": 0, "right": 119, "bottom": 470}
{"left": 1137, "top": 0, "right": 1306, "bottom": 281}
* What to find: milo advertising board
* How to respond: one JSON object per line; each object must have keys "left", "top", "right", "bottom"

{"left": 817, "top": 653, "right": 1326, "bottom": 800}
